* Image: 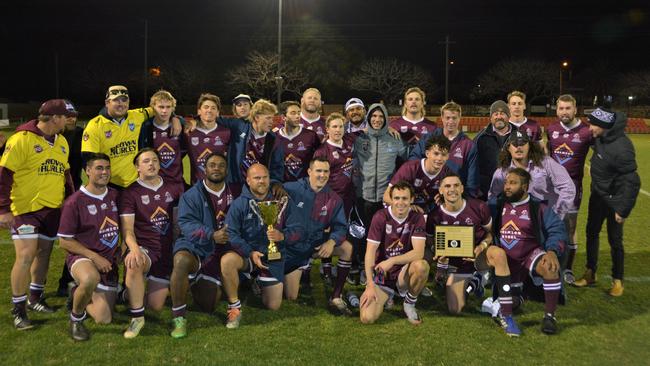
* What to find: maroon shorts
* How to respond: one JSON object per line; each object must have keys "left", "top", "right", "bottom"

{"left": 11, "top": 207, "right": 60, "bottom": 241}
{"left": 66, "top": 254, "right": 119, "bottom": 292}
{"left": 125, "top": 245, "right": 173, "bottom": 284}
{"left": 506, "top": 247, "right": 546, "bottom": 285}
{"left": 197, "top": 246, "right": 251, "bottom": 286}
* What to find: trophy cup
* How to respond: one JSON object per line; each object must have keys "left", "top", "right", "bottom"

{"left": 249, "top": 197, "right": 288, "bottom": 261}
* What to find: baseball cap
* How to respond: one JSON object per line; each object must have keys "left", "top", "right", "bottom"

{"left": 506, "top": 130, "right": 530, "bottom": 146}
{"left": 39, "top": 99, "right": 78, "bottom": 117}
{"left": 232, "top": 94, "right": 252, "bottom": 104}
{"left": 105, "top": 85, "right": 129, "bottom": 100}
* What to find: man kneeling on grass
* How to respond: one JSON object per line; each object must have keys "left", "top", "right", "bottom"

{"left": 359, "top": 181, "right": 429, "bottom": 325}
{"left": 58, "top": 153, "right": 120, "bottom": 341}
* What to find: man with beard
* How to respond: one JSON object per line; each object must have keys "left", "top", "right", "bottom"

{"left": 474, "top": 100, "right": 515, "bottom": 200}
{"left": 384, "top": 135, "right": 452, "bottom": 214}
{"left": 508, "top": 91, "right": 543, "bottom": 145}
{"left": 359, "top": 181, "right": 429, "bottom": 325}
{"left": 225, "top": 164, "right": 298, "bottom": 317}
{"left": 169, "top": 153, "right": 241, "bottom": 338}
{"left": 0, "top": 99, "right": 75, "bottom": 329}
{"left": 546, "top": 94, "right": 594, "bottom": 284}
{"left": 58, "top": 153, "right": 120, "bottom": 341}
{"left": 344, "top": 98, "right": 367, "bottom": 137}
{"left": 490, "top": 168, "right": 567, "bottom": 335}
{"left": 574, "top": 107, "right": 640, "bottom": 296}
{"left": 300, "top": 88, "right": 327, "bottom": 140}
{"left": 389, "top": 87, "right": 437, "bottom": 150}
{"left": 275, "top": 101, "right": 320, "bottom": 182}
{"left": 409, "top": 101, "right": 479, "bottom": 197}
{"left": 81, "top": 85, "right": 181, "bottom": 189}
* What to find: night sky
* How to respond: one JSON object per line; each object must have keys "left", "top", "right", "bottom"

{"left": 1, "top": 0, "right": 648, "bottom": 104}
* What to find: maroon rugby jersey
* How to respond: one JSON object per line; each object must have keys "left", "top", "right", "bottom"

{"left": 390, "top": 159, "right": 454, "bottom": 211}
{"left": 119, "top": 178, "right": 183, "bottom": 255}
{"left": 313, "top": 135, "right": 355, "bottom": 211}
{"left": 389, "top": 116, "right": 437, "bottom": 146}
{"left": 427, "top": 198, "right": 491, "bottom": 243}
{"left": 152, "top": 123, "right": 184, "bottom": 186}
{"left": 511, "top": 118, "right": 542, "bottom": 142}
{"left": 240, "top": 131, "right": 269, "bottom": 180}
{"left": 185, "top": 125, "right": 231, "bottom": 184}
{"left": 497, "top": 197, "right": 539, "bottom": 262}
{"left": 546, "top": 120, "right": 593, "bottom": 182}
{"left": 276, "top": 126, "right": 320, "bottom": 182}
{"left": 367, "top": 207, "right": 426, "bottom": 284}
{"left": 447, "top": 136, "right": 476, "bottom": 171}
{"left": 58, "top": 186, "right": 121, "bottom": 261}
{"left": 300, "top": 114, "right": 326, "bottom": 140}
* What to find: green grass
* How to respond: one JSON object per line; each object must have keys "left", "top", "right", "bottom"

{"left": 0, "top": 136, "right": 649, "bottom": 365}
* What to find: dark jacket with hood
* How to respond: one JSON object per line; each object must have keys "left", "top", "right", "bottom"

{"left": 474, "top": 123, "right": 514, "bottom": 200}
{"left": 589, "top": 112, "right": 640, "bottom": 218}
{"left": 353, "top": 103, "right": 407, "bottom": 202}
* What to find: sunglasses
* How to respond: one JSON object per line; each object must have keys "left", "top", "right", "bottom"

{"left": 108, "top": 89, "right": 129, "bottom": 96}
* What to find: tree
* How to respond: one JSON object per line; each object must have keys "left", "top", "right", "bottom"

{"left": 225, "top": 51, "right": 308, "bottom": 101}
{"left": 617, "top": 70, "right": 650, "bottom": 102}
{"left": 349, "top": 58, "right": 434, "bottom": 104}
{"left": 473, "top": 58, "right": 558, "bottom": 103}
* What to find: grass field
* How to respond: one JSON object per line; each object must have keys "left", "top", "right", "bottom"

{"left": 0, "top": 135, "right": 649, "bottom": 366}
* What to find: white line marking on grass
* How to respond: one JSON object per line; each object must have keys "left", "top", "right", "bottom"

{"left": 603, "top": 275, "right": 650, "bottom": 283}
{"left": 584, "top": 163, "right": 649, "bottom": 197}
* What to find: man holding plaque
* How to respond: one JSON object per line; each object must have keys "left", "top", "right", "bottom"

{"left": 226, "top": 164, "right": 298, "bottom": 314}
{"left": 283, "top": 156, "right": 354, "bottom": 315}
{"left": 426, "top": 175, "right": 519, "bottom": 335}
{"left": 359, "top": 181, "right": 429, "bottom": 325}
{"left": 489, "top": 168, "right": 567, "bottom": 335}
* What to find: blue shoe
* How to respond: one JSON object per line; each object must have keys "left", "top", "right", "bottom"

{"left": 496, "top": 313, "right": 521, "bottom": 337}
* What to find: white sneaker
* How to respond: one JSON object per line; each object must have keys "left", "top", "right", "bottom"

{"left": 481, "top": 297, "right": 500, "bottom": 317}
{"left": 420, "top": 286, "right": 433, "bottom": 297}
{"left": 403, "top": 303, "right": 422, "bottom": 325}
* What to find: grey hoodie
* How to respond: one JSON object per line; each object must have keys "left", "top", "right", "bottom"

{"left": 353, "top": 103, "right": 407, "bottom": 202}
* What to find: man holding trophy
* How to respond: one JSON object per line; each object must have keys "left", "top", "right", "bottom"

{"left": 226, "top": 164, "right": 298, "bottom": 314}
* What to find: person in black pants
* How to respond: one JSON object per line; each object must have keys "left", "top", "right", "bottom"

{"left": 574, "top": 108, "right": 640, "bottom": 296}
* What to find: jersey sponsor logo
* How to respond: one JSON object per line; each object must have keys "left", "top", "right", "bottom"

{"left": 34, "top": 144, "right": 43, "bottom": 153}
{"left": 165, "top": 191, "right": 174, "bottom": 203}
{"left": 400, "top": 126, "right": 408, "bottom": 132}
{"left": 196, "top": 148, "right": 214, "bottom": 173}
{"left": 297, "top": 201, "right": 304, "bottom": 208}
{"left": 83, "top": 133, "right": 89, "bottom": 141}
{"left": 287, "top": 143, "right": 293, "bottom": 149}
{"left": 553, "top": 143, "right": 574, "bottom": 165}
{"left": 465, "top": 217, "right": 474, "bottom": 225}
{"left": 99, "top": 217, "right": 120, "bottom": 248}
{"left": 499, "top": 220, "right": 522, "bottom": 250}
{"left": 141, "top": 195, "right": 150, "bottom": 205}
{"left": 150, "top": 207, "right": 170, "bottom": 235}
{"left": 285, "top": 153, "right": 304, "bottom": 179}
{"left": 319, "top": 205, "right": 328, "bottom": 217}
{"left": 563, "top": 133, "right": 569, "bottom": 138}
{"left": 128, "top": 122, "right": 135, "bottom": 131}
{"left": 109, "top": 140, "right": 137, "bottom": 157}
{"left": 38, "top": 158, "right": 66, "bottom": 175}
{"left": 105, "top": 131, "right": 112, "bottom": 139}
{"left": 100, "top": 203, "right": 108, "bottom": 210}
{"left": 61, "top": 146, "right": 66, "bottom": 154}
{"left": 87, "top": 205, "right": 97, "bottom": 215}
{"left": 203, "top": 138, "right": 210, "bottom": 143}
{"left": 191, "top": 137, "right": 199, "bottom": 146}
{"left": 156, "top": 142, "right": 176, "bottom": 169}
{"left": 162, "top": 131, "right": 168, "bottom": 138}
{"left": 154, "top": 194, "right": 161, "bottom": 201}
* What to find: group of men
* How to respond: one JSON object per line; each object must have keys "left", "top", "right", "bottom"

{"left": 0, "top": 84, "right": 640, "bottom": 341}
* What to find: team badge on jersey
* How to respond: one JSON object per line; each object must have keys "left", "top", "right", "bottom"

{"left": 552, "top": 131, "right": 560, "bottom": 139}
{"left": 400, "top": 126, "right": 408, "bottom": 132}
{"left": 128, "top": 122, "right": 135, "bottom": 131}
{"left": 519, "top": 209, "right": 530, "bottom": 221}
{"left": 454, "top": 147, "right": 463, "bottom": 159}
{"left": 61, "top": 146, "right": 66, "bottom": 154}
{"left": 83, "top": 133, "right": 89, "bottom": 141}
{"left": 297, "top": 142, "right": 306, "bottom": 151}
{"left": 191, "top": 137, "right": 199, "bottom": 146}
{"left": 332, "top": 151, "right": 339, "bottom": 159}
{"left": 572, "top": 133, "right": 581, "bottom": 143}
{"left": 165, "top": 191, "right": 174, "bottom": 203}
{"left": 105, "top": 131, "right": 112, "bottom": 139}
{"left": 141, "top": 195, "right": 150, "bottom": 205}
{"left": 34, "top": 144, "right": 43, "bottom": 153}
{"left": 385, "top": 224, "right": 392, "bottom": 234}
{"left": 414, "top": 179, "right": 422, "bottom": 187}
{"left": 86, "top": 205, "right": 97, "bottom": 215}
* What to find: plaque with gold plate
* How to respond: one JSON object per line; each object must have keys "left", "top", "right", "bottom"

{"left": 433, "top": 225, "right": 475, "bottom": 258}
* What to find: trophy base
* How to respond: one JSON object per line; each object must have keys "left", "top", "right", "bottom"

{"left": 267, "top": 251, "right": 282, "bottom": 261}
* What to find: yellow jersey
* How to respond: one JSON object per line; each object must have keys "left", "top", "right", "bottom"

{"left": 81, "top": 108, "right": 152, "bottom": 187}
{"left": 0, "top": 124, "right": 70, "bottom": 215}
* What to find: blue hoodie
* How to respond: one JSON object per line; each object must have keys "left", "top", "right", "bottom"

{"left": 282, "top": 178, "right": 347, "bottom": 262}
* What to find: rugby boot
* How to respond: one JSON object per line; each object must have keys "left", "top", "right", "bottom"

{"left": 123, "top": 317, "right": 145, "bottom": 339}
{"left": 495, "top": 312, "right": 521, "bottom": 337}
{"left": 573, "top": 268, "right": 596, "bottom": 287}
{"left": 328, "top": 297, "right": 352, "bottom": 316}
{"left": 541, "top": 313, "right": 558, "bottom": 335}
{"left": 27, "top": 298, "right": 55, "bottom": 313}
{"left": 563, "top": 269, "right": 576, "bottom": 285}
{"left": 70, "top": 320, "right": 90, "bottom": 341}
{"left": 226, "top": 308, "right": 242, "bottom": 329}
{"left": 170, "top": 316, "right": 187, "bottom": 339}
{"left": 609, "top": 279, "right": 624, "bottom": 297}
{"left": 403, "top": 303, "right": 422, "bottom": 325}
{"left": 12, "top": 308, "right": 34, "bottom": 330}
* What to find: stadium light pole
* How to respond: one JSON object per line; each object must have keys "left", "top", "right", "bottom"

{"left": 559, "top": 61, "right": 569, "bottom": 95}
{"left": 276, "top": 0, "right": 283, "bottom": 106}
